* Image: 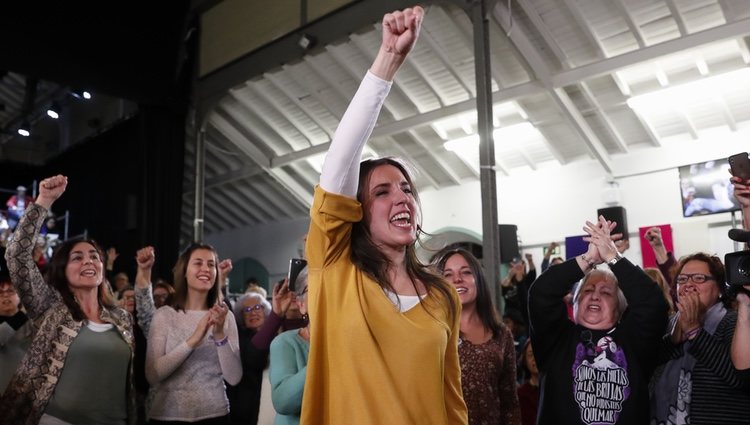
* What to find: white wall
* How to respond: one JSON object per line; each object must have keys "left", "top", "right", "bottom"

{"left": 206, "top": 216, "right": 309, "bottom": 283}
{"left": 420, "top": 154, "right": 742, "bottom": 268}
{"left": 210, "top": 138, "right": 745, "bottom": 278}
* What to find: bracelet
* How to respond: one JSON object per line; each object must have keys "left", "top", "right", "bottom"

{"left": 685, "top": 327, "right": 701, "bottom": 341}
{"left": 213, "top": 335, "right": 229, "bottom": 347}
{"left": 580, "top": 254, "right": 596, "bottom": 270}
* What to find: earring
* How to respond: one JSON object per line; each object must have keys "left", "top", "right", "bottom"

{"left": 302, "top": 313, "right": 309, "bottom": 323}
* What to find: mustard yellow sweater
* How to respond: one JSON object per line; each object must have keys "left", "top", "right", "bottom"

{"left": 301, "top": 186, "right": 467, "bottom": 425}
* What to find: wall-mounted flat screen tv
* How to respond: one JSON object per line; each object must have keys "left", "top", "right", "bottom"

{"left": 679, "top": 157, "right": 741, "bottom": 218}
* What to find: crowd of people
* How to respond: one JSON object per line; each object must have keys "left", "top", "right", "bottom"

{"left": 1, "top": 5, "right": 749, "bottom": 425}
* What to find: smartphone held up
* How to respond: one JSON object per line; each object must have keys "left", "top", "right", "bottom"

{"left": 287, "top": 258, "right": 307, "bottom": 292}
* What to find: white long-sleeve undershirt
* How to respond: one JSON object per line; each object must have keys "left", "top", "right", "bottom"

{"left": 319, "top": 71, "right": 392, "bottom": 198}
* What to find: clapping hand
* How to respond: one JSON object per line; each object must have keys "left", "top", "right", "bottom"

{"left": 209, "top": 301, "right": 229, "bottom": 339}
{"left": 582, "top": 215, "right": 621, "bottom": 264}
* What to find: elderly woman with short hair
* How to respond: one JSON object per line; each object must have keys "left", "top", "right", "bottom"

{"left": 528, "top": 216, "right": 668, "bottom": 425}
{"left": 228, "top": 281, "right": 295, "bottom": 425}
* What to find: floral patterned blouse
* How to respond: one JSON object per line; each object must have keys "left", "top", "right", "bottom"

{"left": 458, "top": 327, "right": 521, "bottom": 425}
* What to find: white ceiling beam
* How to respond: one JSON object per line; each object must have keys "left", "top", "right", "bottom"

{"left": 419, "top": 23, "right": 475, "bottom": 98}
{"left": 302, "top": 55, "right": 353, "bottom": 110}
{"left": 680, "top": 109, "right": 699, "bottom": 140}
{"left": 210, "top": 111, "right": 313, "bottom": 207}
{"left": 716, "top": 97, "right": 738, "bottom": 131}
{"left": 493, "top": 2, "right": 614, "bottom": 173}
{"left": 560, "top": 0, "right": 604, "bottom": 59}
{"left": 264, "top": 71, "right": 336, "bottom": 140}
{"left": 561, "top": 0, "right": 631, "bottom": 95}
{"left": 381, "top": 136, "right": 441, "bottom": 188}
{"left": 242, "top": 82, "right": 317, "bottom": 149}
{"left": 553, "top": 16, "right": 750, "bottom": 87}
{"left": 405, "top": 130, "right": 462, "bottom": 185}
{"left": 665, "top": 0, "right": 687, "bottom": 36}
{"left": 284, "top": 62, "right": 346, "bottom": 120}
{"left": 630, "top": 110, "right": 663, "bottom": 147}
{"left": 579, "top": 82, "right": 630, "bottom": 153}
{"left": 614, "top": 0, "right": 646, "bottom": 48}
{"left": 210, "top": 111, "right": 271, "bottom": 167}
{"left": 227, "top": 93, "right": 288, "bottom": 153}
{"left": 516, "top": 0, "right": 570, "bottom": 67}
{"left": 374, "top": 80, "right": 544, "bottom": 136}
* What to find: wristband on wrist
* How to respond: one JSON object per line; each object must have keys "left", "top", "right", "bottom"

{"left": 212, "top": 335, "right": 229, "bottom": 347}
{"left": 580, "top": 254, "right": 596, "bottom": 271}
{"left": 685, "top": 327, "right": 701, "bottom": 340}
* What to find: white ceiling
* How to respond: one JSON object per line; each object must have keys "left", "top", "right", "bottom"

{"left": 181, "top": 0, "right": 750, "bottom": 243}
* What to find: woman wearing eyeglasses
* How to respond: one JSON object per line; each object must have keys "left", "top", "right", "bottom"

{"left": 651, "top": 253, "right": 750, "bottom": 425}
{"left": 227, "top": 285, "right": 291, "bottom": 425}
{"left": 269, "top": 268, "right": 310, "bottom": 425}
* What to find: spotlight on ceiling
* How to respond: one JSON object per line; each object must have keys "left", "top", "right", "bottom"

{"left": 71, "top": 89, "right": 92, "bottom": 100}
{"left": 298, "top": 33, "right": 316, "bottom": 51}
{"left": 47, "top": 102, "right": 61, "bottom": 119}
{"left": 17, "top": 120, "right": 31, "bottom": 137}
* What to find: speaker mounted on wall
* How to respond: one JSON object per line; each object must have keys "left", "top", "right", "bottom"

{"left": 498, "top": 224, "right": 520, "bottom": 263}
{"left": 596, "top": 206, "right": 629, "bottom": 240}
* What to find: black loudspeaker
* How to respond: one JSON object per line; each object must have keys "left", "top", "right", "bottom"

{"left": 498, "top": 224, "right": 520, "bottom": 263}
{"left": 597, "top": 206, "right": 628, "bottom": 240}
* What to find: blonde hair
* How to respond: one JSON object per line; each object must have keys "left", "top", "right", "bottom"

{"left": 644, "top": 267, "right": 675, "bottom": 314}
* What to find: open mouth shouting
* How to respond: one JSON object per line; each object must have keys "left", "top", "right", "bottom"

{"left": 390, "top": 211, "right": 412, "bottom": 228}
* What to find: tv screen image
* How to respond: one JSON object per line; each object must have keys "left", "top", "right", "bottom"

{"left": 679, "top": 158, "right": 741, "bottom": 218}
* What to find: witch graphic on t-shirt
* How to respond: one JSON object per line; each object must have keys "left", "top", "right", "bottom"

{"left": 572, "top": 334, "right": 631, "bottom": 425}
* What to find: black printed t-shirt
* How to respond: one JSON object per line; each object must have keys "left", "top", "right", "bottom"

{"left": 528, "top": 258, "right": 668, "bottom": 425}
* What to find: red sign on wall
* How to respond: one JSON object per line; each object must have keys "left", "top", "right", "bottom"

{"left": 639, "top": 224, "right": 673, "bottom": 268}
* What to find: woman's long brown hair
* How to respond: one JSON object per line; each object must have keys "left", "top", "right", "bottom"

{"left": 171, "top": 242, "right": 221, "bottom": 312}
{"left": 46, "top": 237, "right": 116, "bottom": 322}
{"left": 352, "top": 157, "right": 458, "bottom": 320}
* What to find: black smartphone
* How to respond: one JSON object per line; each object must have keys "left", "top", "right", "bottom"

{"left": 287, "top": 258, "right": 307, "bottom": 292}
{"left": 729, "top": 152, "right": 750, "bottom": 181}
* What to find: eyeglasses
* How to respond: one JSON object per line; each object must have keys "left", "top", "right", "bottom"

{"left": 243, "top": 305, "right": 264, "bottom": 313}
{"left": 675, "top": 273, "right": 715, "bottom": 285}
{"left": 153, "top": 294, "right": 169, "bottom": 299}
{"left": 0, "top": 289, "right": 16, "bottom": 297}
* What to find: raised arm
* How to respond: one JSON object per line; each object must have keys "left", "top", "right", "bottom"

{"left": 732, "top": 175, "right": 750, "bottom": 239}
{"left": 731, "top": 175, "right": 750, "bottom": 371}
{"left": 4, "top": 175, "right": 67, "bottom": 320}
{"left": 134, "top": 246, "right": 156, "bottom": 335}
{"left": 733, "top": 288, "right": 750, "bottom": 372}
{"left": 319, "top": 6, "right": 423, "bottom": 197}
{"left": 252, "top": 279, "right": 293, "bottom": 349}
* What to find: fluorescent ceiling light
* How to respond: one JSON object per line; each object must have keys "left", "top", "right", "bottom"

{"left": 443, "top": 121, "right": 542, "bottom": 154}
{"left": 443, "top": 134, "right": 479, "bottom": 153}
{"left": 626, "top": 67, "right": 750, "bottom": 113}
{"left": 17, "top": 120, "right": 31, "bottom": 137}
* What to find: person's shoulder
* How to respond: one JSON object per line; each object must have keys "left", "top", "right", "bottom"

{"left": 153, "top": 305, "right": 178, "bottom": 319}
{"left": 271, "top": 329, "right": 300, "bottom": 347}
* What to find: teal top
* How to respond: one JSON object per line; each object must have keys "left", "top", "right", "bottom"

{"left": 270, "top": 328, "right": 310, "bottom": 425}
{"left": 45, "top": 322, "right": 130, "bottom": 425}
